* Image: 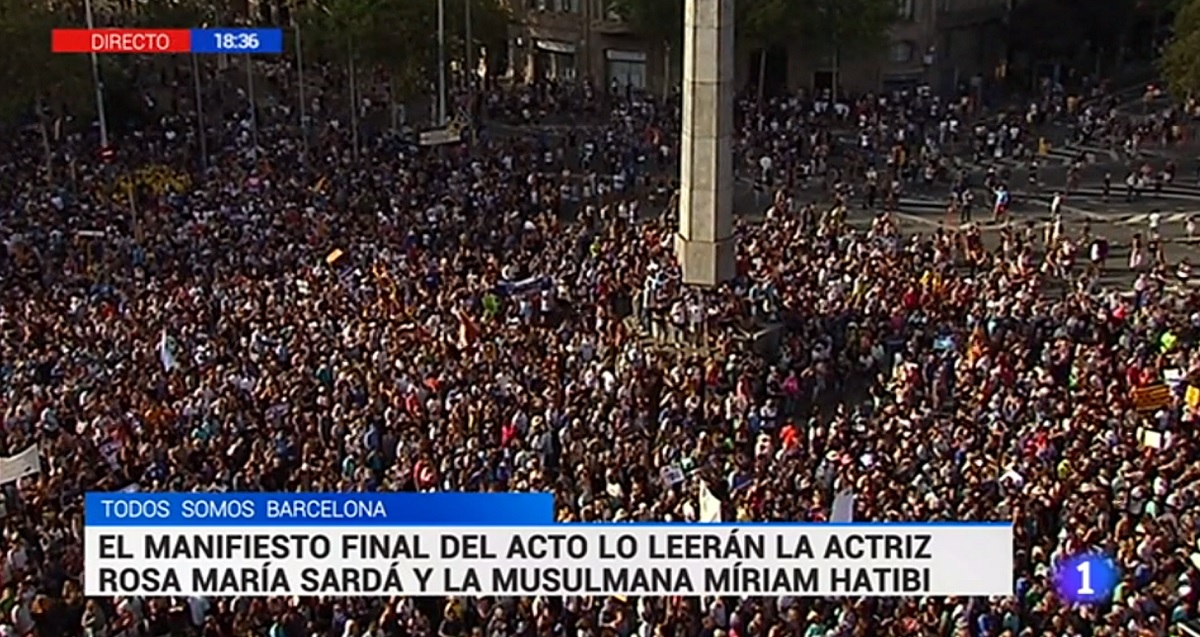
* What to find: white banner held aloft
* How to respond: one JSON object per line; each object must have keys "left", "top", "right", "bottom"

{"left": 698, "top": 482, "right": 722, "bottom": 523}
{"left": 0, "top": 445, "right": 41, "bottom": 485}
{"left": 831, "top": 490, "right": 856, "bottom": 523}
{"left": 159, "top": 331, "right": 178, "bottom": 372}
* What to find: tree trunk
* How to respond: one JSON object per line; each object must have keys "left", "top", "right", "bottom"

{"left": 832, "top": 45, "right": 841, "bottom": 97}
{"left": 756, "top": 48, "right": 767, "bottom": 107}
{"left": 662, "top": 41, "right": 671, "bottom": 99}
{"left": 38, "top": 110, "right": 52, "bottom": 184}
{"left": 390, "top": 74, "right": 402, "bottom": 131}
{"left": 348, "top": 45, "right": 359, "bottom": 161}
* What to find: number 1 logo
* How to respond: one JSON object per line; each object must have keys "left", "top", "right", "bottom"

{"left": 1075, "top": 560, "right": 1094, "bottom": 596}
{"left": 1055, "top": 553, "right": 1117, "bottom": 604}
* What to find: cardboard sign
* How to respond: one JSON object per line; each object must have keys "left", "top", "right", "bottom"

{"left": 659, "top": 465, "right": 685, "bottom": 486}
{"left": 1138, "top": 428, "right": 1164, "bottom": 449}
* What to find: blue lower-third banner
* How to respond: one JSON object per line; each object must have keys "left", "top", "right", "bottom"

{"left": 84, "top": 492, "right": 555, "bottom": 526}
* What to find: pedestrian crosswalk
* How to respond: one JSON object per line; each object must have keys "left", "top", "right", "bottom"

{"left": 896, "top": 197, "right": 951, "bottom": 212}
{"left": 890, "top": 208, "right": 1200, "bottom": 234}
{"left": 1068, "top": 183, "right": 1200, "bottom": 201}
{"left": 1114, "top": 211, "right": 1197, "bottom": 226}
{"left": 1041, "top": 146, "right": 1081, "bottom": 165}
{"left": 968, "top": 156, "right": 1027, "bottom": 170}
{"left": 892, "top": 192, "right": 1200, "bottom": 231}
{"left": 889, "top": 211, "right": 1025, "bottom": 229}
{"left": 967, "top": 143, "right": 1126, "bottom": 172}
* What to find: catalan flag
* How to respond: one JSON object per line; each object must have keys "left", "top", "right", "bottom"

{"left": 1132, "top": 383, "right": 1171, "bottom": 413}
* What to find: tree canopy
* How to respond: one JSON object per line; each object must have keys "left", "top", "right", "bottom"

{"left": 609, "top": 0, "right": 684, "bottom": 51}
{"left": 1008, "top": 0, "right": 1178, "bottom": 67}
{"left": 297, "top": 0, "right": 509, "bottom": 92}
{"left": 0, "top": 0, "right": 511, "bottom": 128}
{"left": 1161, "top": 0, "right": 1200, "bottom": 96}
{"left": 0, "top": 0, "right": 96, "bottom": 125}
{"left": 803, "top": 0, "right": 895, "bottom": 55}
{"left": 612, "top": 0, "right": 894, "bottom": 57}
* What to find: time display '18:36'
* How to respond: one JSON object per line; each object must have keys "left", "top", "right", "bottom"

{"left": 212, "top": 32, "right": 260, "bottom": 50}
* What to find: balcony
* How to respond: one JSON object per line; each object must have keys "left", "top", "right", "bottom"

{"left": 936, "top": 0, "right": 1009, "bottom": 29}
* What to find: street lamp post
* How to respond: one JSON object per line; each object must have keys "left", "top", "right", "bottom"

{"left": 465, "top": 0, "right": 473, "bottom": 88}
{"left": 437, "top": 0, "right": 447, "bottom": 125}
{"left": 83, "top": 0, "right": 110, "bottom": 147}
{"left": 191, "top": 53, "right": 208, "bottom": 169}
{"left": 296, "top": 19, "right": 310, "bottom": 163}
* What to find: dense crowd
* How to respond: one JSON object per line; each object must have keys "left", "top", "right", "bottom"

{"left": 0, "top": 56, "right": 1197, "bottom": 637}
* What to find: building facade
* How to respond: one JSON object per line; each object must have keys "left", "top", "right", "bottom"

{"left": 505, "top": 0, "right": 1008, "bottom": 95}
{"left": 507, "top": 0, "right": 662, "bottom": 92}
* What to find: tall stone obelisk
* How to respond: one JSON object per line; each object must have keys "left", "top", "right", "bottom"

{"left": 675, "top": 0, "right": 736, "bottom": 286}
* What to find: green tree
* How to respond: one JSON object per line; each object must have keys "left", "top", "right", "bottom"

{"left": 615, "top": 0, "right": 804, "bottom": 99}
{"left": 804, "top": 0, "right": 896, "bottom": 89}
{"left": 1009, "top": 0, "right": 1178, "bottom": 73}
{"left": 738, "top": 0, "right": 808, "bottom": 102}
{"left": 300, "top": 0, "right": 393, "bottom": 156}
{"left": 452, "top": 0, "right": 514, "bottom": 79}
{"left": 362, "top": 0, "right": 439, "bottom": 126}
{"left": 609, "top": 0, "right": 684, "bottom": 93}
{"left": 1010, "top": 0, "right": 1132, "bottom": 70}
{"left": 0, "top": 0, "right": 96, "bottom": 173}
{"left": 611, "top": 0, "right": 684, "bottom": 50}
{"left": 135, "top": 0, "right": 224, "bottom": 26}
{"left": 1161, "top": 0, "right": 1200, "bottom": 96}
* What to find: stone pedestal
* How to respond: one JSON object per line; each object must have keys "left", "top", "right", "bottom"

{"left": 675, "top": 0, "right": 736, "bottom": 287}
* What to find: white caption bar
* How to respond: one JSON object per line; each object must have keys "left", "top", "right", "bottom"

{"left": 84, "top": 525, "right": 1013, "bottom": 597}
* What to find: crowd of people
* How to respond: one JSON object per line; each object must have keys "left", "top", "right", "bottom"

{"left": 0, "top": 54, "right": 1197, "bottom": 637}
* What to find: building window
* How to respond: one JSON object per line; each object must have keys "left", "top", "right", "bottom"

{"left": 888, "top": 41, "right": 915, "bottom": 63}
{"left": 535, "top": 40, "right": 578, "bottom": 80}
{"left": 895, "top": 0, "right": 915, "bottom": 20}
{"left": 531, "top": 0, "right": 578, "bottom": 12}
{"left": 606, "top": 50, "right": 647, "bottom": 89}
